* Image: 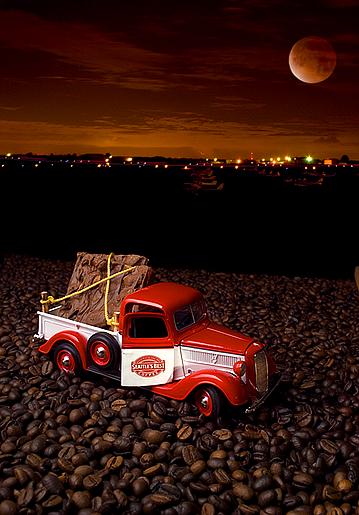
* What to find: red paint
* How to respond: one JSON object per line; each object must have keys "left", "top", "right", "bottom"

{"left": 89, "top": 341, "right": 111, "bottom": 366}
{"left": 181, "top": 321, "right": 255, "bottom": 354}
{"left": 151, "top": 369, "right": 249, "bottom": 406}
{"left": 39, "top": 330, "right": 90, "bottom": 369}
{"left": 56, "top": 349, "right": 75, "bottom": 372}
{"left": 233, "top": 360, "right": 244, "bottom": 376}
{"left": 119, "top": 282, "right": 206, "bottom": 333}
{"left": 195, "top": 388, "right": 213, "bottom": 416}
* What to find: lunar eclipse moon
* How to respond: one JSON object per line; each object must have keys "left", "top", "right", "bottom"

{"left": 289, "top": 36, "right": 336, "bottom": 84}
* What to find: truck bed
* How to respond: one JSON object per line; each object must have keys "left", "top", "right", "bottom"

{"left": 35, "top": 307, "right": 121, "bottom": 344}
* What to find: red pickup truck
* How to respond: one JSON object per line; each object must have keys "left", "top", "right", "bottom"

{"left": 36, "top": 282, "right": 280, "bottom": 419}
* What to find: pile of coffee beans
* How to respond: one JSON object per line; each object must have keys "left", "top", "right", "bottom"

{"left": 0, "top": 255, "right": 358, "bottom": 515}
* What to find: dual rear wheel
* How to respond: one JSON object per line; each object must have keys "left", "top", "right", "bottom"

{"left": 53, "top": 332, "right": 120, "bottom": 375}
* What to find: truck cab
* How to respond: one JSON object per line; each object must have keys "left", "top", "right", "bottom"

{"left": 37, "top": 282, "right": 280, "bottom": 419}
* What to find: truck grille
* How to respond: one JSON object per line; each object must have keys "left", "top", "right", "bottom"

{"left": 181, "top": 346, "right": 243, "bottom": 373}
{"left": 254, "top": 350, "right": 268, "bottom": 394}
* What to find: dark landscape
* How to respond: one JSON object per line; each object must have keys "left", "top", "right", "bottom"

{"left": 1, "top": 158, "right": 357, "bottom": 280}
{"left": 0, "top": 254, "right": 358, "bottom": 515}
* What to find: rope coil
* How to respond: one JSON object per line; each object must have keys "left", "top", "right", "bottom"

{"left": 40, "top": 253, "right": 136, "bottom": 328}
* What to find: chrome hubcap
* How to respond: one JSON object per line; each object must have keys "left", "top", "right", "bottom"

{"left": 96, "top": 346, "right": 106, "bottom": 359}
{"left": 200, "top": 396, "right": 208, "bottom": 409}
{"left": 62, "top": 356, "right": 70, "bottom": 367}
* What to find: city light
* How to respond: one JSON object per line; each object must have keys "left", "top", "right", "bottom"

{"left": 306, "top": 156, "right": 312, "bottom": 162}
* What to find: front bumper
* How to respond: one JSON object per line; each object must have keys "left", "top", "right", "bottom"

{"left": 245, "top": 372, "right": 282, "bottom": 413}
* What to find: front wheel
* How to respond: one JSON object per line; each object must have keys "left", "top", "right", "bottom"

{"left": 194, "top": 385, "right": 225, "bottom": 421}
{"left": 53, "top": 341, "right": 82, "bottom": 375}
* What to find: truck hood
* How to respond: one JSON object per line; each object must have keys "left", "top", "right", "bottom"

{"left": 180, "top": 322, "right": 256, "bottom": 355}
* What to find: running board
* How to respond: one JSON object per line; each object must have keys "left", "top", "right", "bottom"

{"left": 87, "top": 365, "right": 121, "bottom": 382}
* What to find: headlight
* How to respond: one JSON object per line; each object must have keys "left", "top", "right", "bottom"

{"left": 240, "top": 362, "right": 247, "bottom": 384}
{"left": 233, "top": 361, "right": 247, "bottom": 385}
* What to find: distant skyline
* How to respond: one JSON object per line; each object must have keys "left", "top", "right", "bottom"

{"left": 0, "top": 0, "right": 358, "bottom": 158}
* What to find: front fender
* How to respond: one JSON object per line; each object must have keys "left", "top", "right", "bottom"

{"left": 151, "top": 369, "right": 249, "bottom": 406}
{"left": 38, "top": 330, "right": 89, "bottom": 369}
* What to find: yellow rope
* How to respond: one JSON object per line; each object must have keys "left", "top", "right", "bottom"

{"left": 40, "top": 253, "right": 135, "bottom": 328}
{"left": 105, "top": 252, "right": 117, "bottom": 327}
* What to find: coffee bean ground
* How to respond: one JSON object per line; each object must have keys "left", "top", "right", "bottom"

{"left": 0, "top": 255, "right": 359, "bottom": 515}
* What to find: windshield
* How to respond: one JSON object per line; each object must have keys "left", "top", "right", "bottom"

{"left": 174, "top": 299, "right": 205, "bottom": 331}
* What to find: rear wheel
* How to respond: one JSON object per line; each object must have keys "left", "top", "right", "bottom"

{"left": 87, "top": 332, "right": 120, "bottom": 371}
{"left": 53, "top": 341, "right": 82, "bottom": 375}
{"left": 194, "top": 385, "right": 224, "bottom": 421}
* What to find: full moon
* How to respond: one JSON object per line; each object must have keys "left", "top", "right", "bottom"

{"left": 289, "top": 36, "right": 336, "bottom": 84}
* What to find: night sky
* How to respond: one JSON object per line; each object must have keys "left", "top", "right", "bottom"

{"left": 0, "top": 0, "right": 358, "bottom": 159}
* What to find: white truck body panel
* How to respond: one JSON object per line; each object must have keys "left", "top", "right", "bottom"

{"left": 36, "top": 308, "right": 122, "bottom": 345}
{"left": 121, "top": 347, "right": 174, "bottom": 386}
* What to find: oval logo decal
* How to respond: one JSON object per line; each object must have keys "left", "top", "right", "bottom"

{"left": 131, "top": 355, "right": 166, "bottom": 378}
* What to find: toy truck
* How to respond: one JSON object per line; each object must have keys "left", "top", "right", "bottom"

{"left": 35, "top": 282, "right": 280, "bottom": 419}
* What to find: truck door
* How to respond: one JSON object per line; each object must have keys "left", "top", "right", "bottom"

{"left": 121, "top": 313, "right": 174, "bottom": 387}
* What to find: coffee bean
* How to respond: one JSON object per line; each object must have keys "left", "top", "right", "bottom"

{"left": 143, "top": 464, "right": 163, "bottom": 478}
{"left": 157, "top": 483, "right": 182, "bottom": 502}
{"left": 41, "top": 361, "right": 54, "bottom": 376}
{"left": 41, "top": 474, "right": 64, "bottom": 495}
{"left": 132, "top": 477, "right": 150, "bottom": 497}
{"left": 0, "top": 500, "right": 17, "bottom": 515}
{"left": 71, "top": 490, "right": 92, "bottom": 509}
{"left": 212, "top": 429, "right": 232, "bottom": 440}
{"left": 182, "top": 445, "right": 200, "bottom": 466}
{"left": 150, "top": 494, "right": 173, "bottom": 506}
{"left": 17, "top": 484, "right": 35, "bottom": 508}
{"left": 58, "top": 446, "right": 75, "bottom": 460}
{"left": 153, "top": 401, "right": 167, "bottom": 416}
{"left": 128, "top": 399, "right": 147, "bottom": 412}
{"left": 146, "top": 430, "right": 165, "bottom": 445}
{"left": 319, "top": 439, "right": 340, "bottom": 454}
{"left": 74, "top": 465, "right": 94, "bottom": 477}
{"left": 201, "top": 503, "right": 215, "bottom": 515}
{"left": 68, "top": 473, "right": 83, "bottom": 490}
{"left": 177, "top": 426, "right": 193, "bottom": 441}
{"left": 42, "top": 494, "right": 62, "bottom": 508}
{"left": 111, "top": 399, "right": 127, "bottom": 411}
{"left": 106, "top": 456, "right": 123, "bottom": 470}
{"left": 233, "top": 483, "right": 254, "bottom": 500}
{"left": 207, "top": 458, "right": 226, "bottom": 469}
{"left": 293, "top": 472, "right": 314, "bottom": 488}
{"left": 190, "top": 460, "right": 206, "bottom": 475}
{"left": 83, "top": 473, "right": 102, "bottom": 490}
{"left": 57, "top": 457, "right": 75, "bottom": 473}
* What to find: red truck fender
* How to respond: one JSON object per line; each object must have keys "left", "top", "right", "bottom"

{"left": 38, "top": 330, "right": 90, "bottom": 369}
{"left": 151, "top": 369, "right": 249, "bottom": 406}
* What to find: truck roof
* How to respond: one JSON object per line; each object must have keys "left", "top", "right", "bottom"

{"left": 122, "top": 282, "right": 203, "bottom": 314}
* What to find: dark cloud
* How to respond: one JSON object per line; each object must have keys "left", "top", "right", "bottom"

{"left": 313, "top": 135, "right": 340, "bottom": 144}
{"left": 0, "top": 0, "right": 358, "bottom": 157}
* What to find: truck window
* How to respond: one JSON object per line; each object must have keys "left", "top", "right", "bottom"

{"left": 125, "top": 303, "right": 164, "bottom": 314}
{"left": 129, "top": 316, "right": 168, "bottom": 339}
{"left": 174, "top": 299, "right": 205, "bottom": 331}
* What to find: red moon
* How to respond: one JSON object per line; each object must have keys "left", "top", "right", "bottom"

{"left": 289, "top": 36, "right": 336, "bottom": 84}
